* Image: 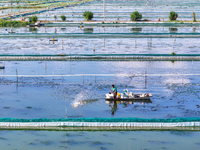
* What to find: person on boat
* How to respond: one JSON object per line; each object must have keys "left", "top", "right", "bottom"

{"left": 111, "top": 84, "right": 117, "bottom": 100}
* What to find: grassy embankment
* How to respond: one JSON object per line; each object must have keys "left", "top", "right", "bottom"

{"left": 0, "top": 19, "right": 30, "bottom": 27}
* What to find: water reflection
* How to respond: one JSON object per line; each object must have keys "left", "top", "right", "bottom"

{"left": 106, "top": 99, "right": 152, "bottom": 115}
{"left": 131, "top": 28, "right": 142, "bottom": 33}
{"left": 169, "top": 28, "right": 178, "bottom": 33}
{"left": 84, "top": 28, "right": 93, "bottom": 33}
{"left": 29, "top": 27, "right": 38, "bottom": 33}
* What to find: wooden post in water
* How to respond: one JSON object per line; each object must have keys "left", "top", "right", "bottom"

{"left": 83, "top": 72, "right": 84, "bottom": 86}
{"left": 16, "top": 69, "right": 18, "bottom": 85}
{"left": 115, "top": 72, "right": 116, "bottom": 85}
{"left": 135, "top": 40, "right": 137, "bottom": 48}
{"left": 182, "top": 71, "right": 184, "bottom": 86}
{"left": 52, "top": 71, "right": 54, "bottom": 80}
{"left": 145, "top": 71, "right": 147, "bottom": 89}
{"left": 44, "top": 61, "right": 47, "bottom": 69}
{"left": 62, "top": 40, "right": 63, "bottom": 50}
{"left": 65, "top": 94, "right": 67, "bottom": 118}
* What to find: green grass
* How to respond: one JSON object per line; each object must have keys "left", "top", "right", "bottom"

{"left": 0, "top": 20, "right": 30, "bottom": 27}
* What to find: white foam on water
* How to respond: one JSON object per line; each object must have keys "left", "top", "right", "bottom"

{"left": 71, "top": 90, "right": 95, "bottom": 108}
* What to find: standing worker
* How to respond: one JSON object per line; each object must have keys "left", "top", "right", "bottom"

{"left": 111, "top": 84, "right": 117, "bottom": 100}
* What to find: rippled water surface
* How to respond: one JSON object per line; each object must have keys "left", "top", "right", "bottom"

{"left": 1, "top": 0, "right": 200, "bottom": 148}
{"left": 0, "top": 60, "right": 200, "bottom": 119}
{"left": 0, "top": 129, "right": 200, "bottom": 150}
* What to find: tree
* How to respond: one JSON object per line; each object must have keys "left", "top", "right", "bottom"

{"left": 193, "top": 12, "right": 197, "bottom": 22}
{"left": 169, "top": 11, "right": 178, "bottom": 21}
{"left": 130, "top": 11, "right": 142, "bottom": 21}
{"left": 54, "top": 15, "right": 57, "bottom": 21}
{"left": 60, "top": 15, "right": 66, "bottom": 21}
{"left": 83, "top": 11, "right": 93, "bottom": 21}
{"left": 31, "top": 16, "right": 38, "bottom": 23}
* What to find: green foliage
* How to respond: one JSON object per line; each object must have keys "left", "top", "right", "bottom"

{"left": 169, "top": 11, "right": 178, "bottom": 21}
{"left": 0, "top": 20, "right": 29, "bottom": 27}
{"left": 130, "top": 11, "right": 142, "bottom": 21}
{"left": 193, "top": 12, "right": 196, "bottom": 22}
{"left": 30, "top": 16, "right": 38, "bottom": 23}
{"left": 171, "top": 52, "right": 176, "bottom": 55}
{"left": 83, "top": 11, "right": 93, "bottom": 21}
{"left": 60, "top": 15, "right": 66, "bottom": 21}
{"left": 54, "top": 15, "right": 57, "bottom": 21}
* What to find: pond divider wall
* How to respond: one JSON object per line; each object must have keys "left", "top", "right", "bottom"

{"left": 1, "top": 117, "right": 200, "bottom": 128}
{"left": 1, "top": 54, "right": 200, "bottom": 61}
{"left": 44, "top": 22, "right": 200, "bottom": 27}
{"left": 1, "top": 33, "right": 200, "bottom": 38}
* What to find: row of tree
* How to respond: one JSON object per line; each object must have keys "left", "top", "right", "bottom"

{"left": 131, "top": 11, "right": 179, "bottom": 21}
{"left": 53, "top": 11, "right": 197, "bottom": 22}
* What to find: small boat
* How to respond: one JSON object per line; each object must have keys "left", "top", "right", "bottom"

{"left": 0, "top": 66, "right": 5, "bottom": 69}
{"left": 8, "top": 31, "right": 15, "bottom": 34}
{"left": 105, "top": 89, "right": 152, "bottom": 100}
{"left": 27, "top": 22, "right": 43, "bottom": 27}
{"left": 106, "top": 99, "right": 152, "bottom": 104}
{"left": 49, "top": 39, "right": 58, "bottom": 41}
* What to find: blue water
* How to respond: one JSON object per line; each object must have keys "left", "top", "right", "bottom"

{"left": 0, "top": 129, "right": 200, "bottom": 149}
{"left": 0, "top": 60, "right": 200, "bottom": 119}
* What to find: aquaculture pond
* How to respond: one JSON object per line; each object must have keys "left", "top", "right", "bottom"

{"left": 1, "top": 0, "right": 200, "bottom": 148}
{"left": 0, "top": 129, "right": 200, "bottom": 150}
{"left": 0, "top": 60, "right": 200, "bottom": 119}
{"left": 0, "top": 26, "right": 200, "bottom": 55}
{"left": 32, "top": 0, "right": 200, "bottom": 21}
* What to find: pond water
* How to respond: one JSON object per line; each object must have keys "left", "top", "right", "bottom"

{"left": 0, "top": 60, "right": 200, "bottom": 119}
{"left": 1, "top": 0, "right": 200, "bottom": 148}
{"left": 0, "top": 26, "right": 200, "bottom": 55}
{"left": 0, "top": 129, "right": 200, "bottom": 150}
{"left": 32, "top": 0, "right": 200, "bottom": 21}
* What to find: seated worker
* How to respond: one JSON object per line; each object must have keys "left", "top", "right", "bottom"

{"left": 111, "top": 84, "right": 117, "bottom": 100}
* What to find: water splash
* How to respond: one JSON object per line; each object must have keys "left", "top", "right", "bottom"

{"left": 71, "top": 89, "right": 98, "bottom": 108}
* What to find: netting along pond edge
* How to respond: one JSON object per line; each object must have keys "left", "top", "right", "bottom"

{"left": 1, "top": 54, "right": 200, "bottom": 61}
{"left": 1, "top": 118, "right": 200, "bottom": 127}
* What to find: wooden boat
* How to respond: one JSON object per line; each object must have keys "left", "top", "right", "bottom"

{"left": 105, "top": 90, "right": 152, "bottom": 100}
